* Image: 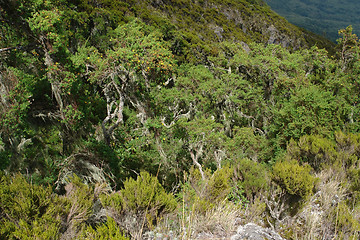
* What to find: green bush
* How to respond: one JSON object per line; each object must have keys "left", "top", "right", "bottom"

{"left": 226, "top": 127, "right": 270, "bottom": 162}
{"left": 0, "top": 149, "right": 10, "bottom": 170}
{"left": 335, "top": 131, "right": 360, "bottom": 169}
{"left": 286, "top": 135, "right": 337, "bottom": 171}
{"left": 0, "top": 173, "right": 64, "bottom": 239}
{"left": 207, "top": 166, "right": 233, "bottom": 203}
{"left": 232, "top": 158, "right": 269, "bottom": 200}
{"left": 61, "top": 175, "right": 96, "bottom": 227}
{"left": 182, "top": 166, "right": 233, "bottom": 213}
{"left": 348, "top": 167, "right": 360, "bottom": 202}
{"left": 78, "top": 217, "right": 129, "bottom": 240}
{"left": 272, "top": 159, "right": 316, "bottom": 199}
{"left": 100, "top": 192, "right": 124, "bottom": 214}
{"left": 120, "top": 171, "right": 177, "bottom": 217}
{"left": 332, "top": 201, "right": 360, "bottom": 239}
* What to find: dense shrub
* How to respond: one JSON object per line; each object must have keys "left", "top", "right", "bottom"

{"left": 100, "top": 191, "right": 124, "bottom": 213}
{"left": 207, "top": 166, "right": 233, "bottom": 203}
{"left": 182, "top": 166, "right": 234, "bottom": 213}
{"left": 331, "top": 201, "right": 360, "bottom": 238}
{"left": 120, "top": 171, "right": 177, "bottom": 216}
{"left": 286, "top": 135, "right": 337, "bottom": 171}
{"left": 1, "top": 0, "right": 360, "bottom": 238}
{"left": 232, "top": 158, "right": 269, "bottom": 200}
{"left": 272, "top": 159, "right": 316, "bottom": 199}
{"left": 335, "top": 131, "right": 360, "bottom": 169}
{"left": 0, "top": 174, "right": 64, "bottom": 239}
{"left": 78, "top": 217, "right": 129, "bottom": 240}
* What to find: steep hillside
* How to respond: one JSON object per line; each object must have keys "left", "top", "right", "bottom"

{"left": 265, "top": 0, "right": 360, "bottom": 42}
{"left": 74, "top": 0, "right": 334, "bottom": 60}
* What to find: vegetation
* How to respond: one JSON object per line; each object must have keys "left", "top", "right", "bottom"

{"left": 0, "top": 0, "right": 360, "bottom": 239}
{"left": 265, "top": 0, "right": 360, "bottom": 42}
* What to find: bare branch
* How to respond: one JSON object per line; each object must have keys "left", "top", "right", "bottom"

{"left": 214, "top": 149, "right": 226, "bottom": 169}
{"left": 161, "top": 102, "right": 193, "bottom": 128}
{"left": 189, "top": 139, "right": 205, "bottom": 180}
{"left": 101, "top": 81, "right": 125, "bottom": 145}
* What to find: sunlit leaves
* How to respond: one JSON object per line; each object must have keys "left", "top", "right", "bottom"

{"left": 271, "top": 85, "right": 347, "bottom": 146}
{"left": 73, "top": 19, "right": 175, "bottom": 87}
{"left": 28, "top": 9, "right": 63, "bottom": 33}
{"left": 110, "top": 20, "right": 175, "bottom": 78}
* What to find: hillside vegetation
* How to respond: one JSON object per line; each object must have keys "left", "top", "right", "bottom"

{"left": 1, "top": 0, "right": 360, "bottom": 239}
{"left": 265, "top": 0, "right": 360, "bottom": 42}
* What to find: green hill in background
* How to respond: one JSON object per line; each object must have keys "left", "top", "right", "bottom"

{"left": 73, "top": 0, "right": 334, "bottom": 57}
{"left": 265, "top": 0, "right": 360, "bottom": 42}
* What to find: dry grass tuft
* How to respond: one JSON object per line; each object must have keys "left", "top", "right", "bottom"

{"left": 181, "top": 201, "right": 241, "bottom": 239}
{"left": 294, "top": 168, "right": 348, "bottom": 239}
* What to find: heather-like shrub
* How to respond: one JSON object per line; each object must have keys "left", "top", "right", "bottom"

{"left": 100, "top": 191, "right": 124, "bottom": 213}
{"left": 347, "top": 167, "right": 360, "bottom": 202}
{"left": 179, "top": 167, "right": 241, "bottom": 239}
{"left": 332, "top": 201, "right": 360, "bottom": 239}
{"left": 272, "top": 159, "right": 316, "bottom": 199}
{"left": 120, "top": 171, "right": 177, "bottom": 216}
{"left": 207, "top": 166, "right": 233, "bottom": 203}
{"left": 232, "top": 158, "right": 269, "bottom": 200}
{"left": 78, "top": 217, "right": 129, "bottom": 240}
{"left": 0, "top": 174, "right": 64, "bottom": 239}
{"left": 294, "top": 135, "right": 337, "bottom": 171}
{"left": 61, "top": 175, "right": 99, "bottom": 228}
{"left": 182, "top": 166, "right": 233, "bottom": 213}
{"left": 335, "top": 131, "right": 360, "bottom": 169}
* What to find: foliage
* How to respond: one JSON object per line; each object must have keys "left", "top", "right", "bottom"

{"left": 272, "top": 159, "right": 316, "bottom": 199}
{"left": 120, "top": 171, "right": 177, "bottom": 216}
{"left": 61, "top": 175, "right": 96, "bottom": 227}
{"left": 332, "top": 201, "right": 360, "bottom": 239}
{"left": 78, "top": 217, "right": 129, "bottom": 240}
{"left": 182, "top": 166, "right": 234, "bottom": 213}
{"left": 226, "top": 127, "right": 270, "bottom": 162}
{"left": 0, "top": 173, "right": 64, "bottom": 239}
{"left": 271, "top": 84, "right": 346, "bottom": 146}
{"left": 1, "top": 0, "right": 360, "bottom": 238}
{"left": 286, "top": 135, "right": 337, "bottom": 171}
{"left": 100, "top": 192, "right": 124, "bottom": 213}
{"left": 232, "top": 158, "right": 269, "bottom": 200}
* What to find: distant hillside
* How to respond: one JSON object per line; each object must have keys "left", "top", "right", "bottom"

{"left": 74, "top": 0, "right": 334, "bottom": 61}
{"left": 265, "top": 0, "right": 360, "bottom": 42}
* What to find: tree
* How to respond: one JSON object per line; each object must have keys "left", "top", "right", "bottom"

{"left": 73, "top": 19, "right": 175, "bottom": 145}
{"left": 337, "top": 26, "right": 359, "bottom": 70}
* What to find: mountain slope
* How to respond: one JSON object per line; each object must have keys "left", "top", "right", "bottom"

{"left": 75, "top": 0, "right": 334, "bottom": 60}
{"left": 265, "top": 0, "right": 360, "bottom": 42}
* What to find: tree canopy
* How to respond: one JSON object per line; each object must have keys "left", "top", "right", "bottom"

{"left": 0, "top": 0, "right": 360, "bottom": 239}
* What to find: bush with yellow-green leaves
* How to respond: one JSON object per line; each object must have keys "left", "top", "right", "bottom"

{"left": 0, "top": 173, "right": 129, "bottom": 239}
{"left": 272, "top": 159, "right": 317, "bottom": 199}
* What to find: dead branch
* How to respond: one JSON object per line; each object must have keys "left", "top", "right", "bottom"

{"left": 189, "top": 140, "right": 205, "bottom": 180}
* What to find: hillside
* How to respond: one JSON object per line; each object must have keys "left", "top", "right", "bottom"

{"left": 1, "top": 0, "right": 360, "bottom": 239}
{"left": 75, "top": 0, "right": 334, "bottom": 52}
{"left": 265, "top": 0, "right": 360, "bottom": 42}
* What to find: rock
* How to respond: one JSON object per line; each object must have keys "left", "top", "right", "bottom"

{"left": 143, "top": 229, "right": 177, "bottom": 240}
{"left": 240, "top": 41, "right": 251, "bottom": 53}
{"left": 231, "top": 223, "right": 285, "bottom": 240}
{"left": 267, "top": 25, "right": 279, "bottom": 45}
{"left": 214, "top": 27, "right": 224, "bottom": 40}
{"left": 266, "top": 25, "right": 291, "bottom": 48}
